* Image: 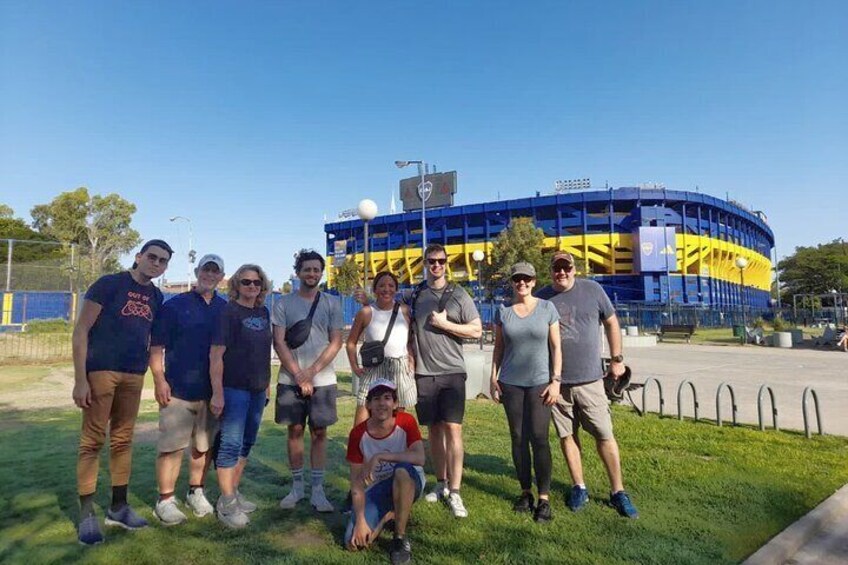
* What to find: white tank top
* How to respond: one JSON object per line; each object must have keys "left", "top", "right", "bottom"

{"left": 364, "top": 304, "right": 409, "bottom": 358}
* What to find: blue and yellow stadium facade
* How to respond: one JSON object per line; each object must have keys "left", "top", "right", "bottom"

{"left": 324, "top": 187, "right": 774, "bottom": 308}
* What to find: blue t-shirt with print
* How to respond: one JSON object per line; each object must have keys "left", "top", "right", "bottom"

{"left": 151, "top": 291, "right": 227, "bottom": 401}
{"left": 212, "top": 301, "right": 272, "bottom": 392}
{"left": 85, "top": 271, "right": 164, "bottom": 375}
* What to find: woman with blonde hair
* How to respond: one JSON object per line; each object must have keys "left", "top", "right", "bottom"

{"left": 209, "top": 264, "right": 272, "bottom": 528}
{"left": 346, "top": 271, "right": 416, "bottom": 426}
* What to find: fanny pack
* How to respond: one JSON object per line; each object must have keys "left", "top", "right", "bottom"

{"left": 285, "top": 292, "right": 320, "bottom": 350}
{"left": 360, "top": 303, "right": 400, "bottom": 368}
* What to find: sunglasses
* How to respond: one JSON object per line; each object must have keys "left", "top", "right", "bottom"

{"left": 145, "top": 252, "right": 170, "bottom": 266}
{"left": 200, "top": 264, "right": 221, "bottom": 274}
{"left": 427, "top": 258, "right": 447, "bottom": 265}
{"left": 552, "top": 263, "right": 573, "bottom": 273}
{"left": 239, "top": 279, "right": 263, "bottom": 287}
{"left": 512, "top": 275, "right": 534, "bottom": 284}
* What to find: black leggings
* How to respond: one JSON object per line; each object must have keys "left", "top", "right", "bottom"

{"left": 500, "top": 382, "right": 552, "bottom": 494}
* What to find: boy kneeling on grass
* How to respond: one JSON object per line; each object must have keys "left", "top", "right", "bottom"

{"left": 345, "top": 379, "right": 425, "bottom": 565}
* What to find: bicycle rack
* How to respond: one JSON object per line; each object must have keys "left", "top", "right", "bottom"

{"left": 640, "top": 377, "right": 665, "bottom": 417}
{"left": 677, "top": 380, "right": 699, "bottom": 422}
{"left": 802, "top": 387, "right": 824, "bottom": 438}
{"left": 715, "top": 382, "right": 738, "bottom": 427}
{"left": 757, "top": 385, "right": 778, "bottom": 431}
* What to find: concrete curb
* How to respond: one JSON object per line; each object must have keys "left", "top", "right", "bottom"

{"left": 742, "top": 484, "right": 848, "bottom": 564}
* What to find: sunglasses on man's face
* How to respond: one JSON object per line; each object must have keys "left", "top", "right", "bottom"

{"left": 427, "top": 258, "right": 447, "bottom": 265}
{"left": 200, "top": 264, "right": 221, "bottom": 274}
{"left": 239, "top": 279, "right": 262, "bottom": 287}
{"left": 552, "top": 263, "right": 573, "bottom": 273}
{"left": 512, "top": 275, "right": 534, "bottom": 284}
{"left": 145, "top": 252, "right": 170, "bottom": 266}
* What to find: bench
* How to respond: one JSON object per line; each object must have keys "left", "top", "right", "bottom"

{"left": 658, "top": 324, "right": 696, "bottom": 344}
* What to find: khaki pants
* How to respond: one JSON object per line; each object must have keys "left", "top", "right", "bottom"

{"left": 77, "top": 371, "right": 144, "bottom": 496}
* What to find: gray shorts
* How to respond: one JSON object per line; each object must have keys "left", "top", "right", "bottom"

{"left": 275, "top": 384, "right": 338, "bottom": 429}
{"left": 158, "top": 397, "right": 218, "bottom": 454}
{"left": 551, "top": 379, "right": 614, "bottom": 441}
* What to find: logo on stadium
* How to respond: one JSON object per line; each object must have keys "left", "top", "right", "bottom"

{"left": 641, "top": 242, "right": 654, "bottom": 255}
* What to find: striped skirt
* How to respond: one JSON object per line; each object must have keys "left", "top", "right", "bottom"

{"left": 356, "top": 355, "right": 417, "bottom": 408}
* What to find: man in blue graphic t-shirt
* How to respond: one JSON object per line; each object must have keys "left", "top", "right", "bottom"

{"left": 72, "top": 239, "right": 172, "bottom": 545}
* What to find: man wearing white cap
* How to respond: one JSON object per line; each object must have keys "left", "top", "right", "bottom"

{"left": 149, "top": 254, "right": 228, "bottom": 525}
{"left": 345, "top": 379, "right": 426, "bottom": 565}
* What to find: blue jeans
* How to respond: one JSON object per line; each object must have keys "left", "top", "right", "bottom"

{"left": 344, "top": 462, "right": 425, "bottom": 546}
{"left": 216, "top": 387, "right": 266, "bottom": 469}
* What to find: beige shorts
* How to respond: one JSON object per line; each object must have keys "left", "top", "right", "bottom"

{"left": 551, "top": 379, "right": 614, "bottom": 441}
{"left": 157, "top": 397, "right": 218, "bottom": 454}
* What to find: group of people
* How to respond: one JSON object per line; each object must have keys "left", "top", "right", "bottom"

{"left": 71, "top": 238, "right": 638, "bottom": 565}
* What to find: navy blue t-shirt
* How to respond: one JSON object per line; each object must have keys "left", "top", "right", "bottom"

{"left": 85, "top": 271, "right": 164, "bottom": 375}
{"left": 151, "top": 291, "right": 227, "bottom": 401}
{"left": 212, "top": 301, "right": 272, "bottom": 392}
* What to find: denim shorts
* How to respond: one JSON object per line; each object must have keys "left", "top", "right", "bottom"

{"left": 215, "top": 387, "right": 267, "bottom": 468}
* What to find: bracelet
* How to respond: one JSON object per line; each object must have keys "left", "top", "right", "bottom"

{"left": 551, "top": 376, "right": 562, "bottom": 383}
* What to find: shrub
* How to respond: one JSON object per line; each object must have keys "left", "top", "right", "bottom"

{"left": 772, "top": 315, "right": 789, "bottom": 331}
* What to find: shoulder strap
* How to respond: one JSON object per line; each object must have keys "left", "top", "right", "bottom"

{"left": 306, "top": 292, "right": 321, "bottom": 321}
{"left": 408, "top": 281, "right": 428, "bottom": 322}
{"left": 381, "top": 303, "right": 401, "bottom": 345}
{"left": 437, "top": 283, "right": 456, "bottom": 313}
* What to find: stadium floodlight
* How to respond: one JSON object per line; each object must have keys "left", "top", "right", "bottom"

{"left": 394, "top": 159, "right": 429, "bottom": 262}
{"left": 357, "top": 199, "right": 378, "bottom": 289}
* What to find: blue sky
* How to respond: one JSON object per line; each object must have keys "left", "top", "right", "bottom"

{"left": 2, "top": 1, "right": 845, "bottom": 286}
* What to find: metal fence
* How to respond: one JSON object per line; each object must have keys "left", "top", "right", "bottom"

{"left": 1, "top": 239, "right": 80, "bottom": 292}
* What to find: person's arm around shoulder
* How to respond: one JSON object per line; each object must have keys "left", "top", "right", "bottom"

{"left": 429, "top": 290, "right": 482, "bottom": 339}
{"left": 345, "top": 306, "right": 372, "bottom": 378}
{"left": 71, "top": 299, "right": 103, "bottom": 408}
{"left": 542, "top": 302, "right": 562, "bottom": 405}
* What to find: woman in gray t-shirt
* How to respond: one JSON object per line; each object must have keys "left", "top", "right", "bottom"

{"left": 490, "top": 262, "right": 562, "bottom": 522}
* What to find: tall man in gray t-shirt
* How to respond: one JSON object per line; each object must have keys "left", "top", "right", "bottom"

{"left": 535, "top": 252, "right": 639, "bottom": 519}
{"left": 272, "top": 250, "right": 343, "bottom": 513}
{"left": 410, "top": 243, "right": 481, "bottom": 518}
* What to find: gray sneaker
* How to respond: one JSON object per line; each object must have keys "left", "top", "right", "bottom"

{"left": 235, "top": 490, "right": 257, "bottom": 514}
{"left": 216, "top": 495, "right": 249, "bottom": 529}
{"left": 154, "top": 497, "right": 187, "bottom": 526}
{"left": 185, "top": 488, "right": 214, "bottom": 517}
{"left": 310, "top": 486, "right": 334, "bottom": 513}
{"left": 447, "top": 492, "right": 468, "bottom": 518}
{"left": 279, "top": 488, "right": 304, "bottom": 510}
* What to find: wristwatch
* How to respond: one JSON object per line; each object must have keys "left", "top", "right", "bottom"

{"left": 611, "top": 354, "right": 624, "bottom": 363}
{"left": 551, "top": 375, "right": 562, "bottom": 383}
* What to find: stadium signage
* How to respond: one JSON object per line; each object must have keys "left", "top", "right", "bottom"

{"left": 400, "top": 171, "right": 457, "bottom": 212}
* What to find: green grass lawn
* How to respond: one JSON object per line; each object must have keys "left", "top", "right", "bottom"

{"left": 0, "top": 369, "right": 846, "bottom": 564}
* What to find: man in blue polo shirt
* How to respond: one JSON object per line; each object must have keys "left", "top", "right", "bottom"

{"left": 149, "top": 254, "right": 227, "bottom": 525}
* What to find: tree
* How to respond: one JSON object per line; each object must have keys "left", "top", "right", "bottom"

{"left": 333, "top": 258, "right": 363, "bottom": 295}
{"left": 777, "top": 239, "right": 848, "bottom": 301}
{"left": 0, "top": 206, "right": 70, "bottom": 290}
{"left": 0, "top": 204, "right": 13, "bottom": 219}
{"left": 30, "top": 188, "right": 141, "bottom": 285}
{"left": 484, "top": 217, "right": 551, "bottom": 292}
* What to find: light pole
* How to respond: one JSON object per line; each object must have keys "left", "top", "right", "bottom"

{"left": 472, "top": 249, "right": 485, "bottom": 350}
{"left": 395, "top": 160, "right": 431, "bottom": 265}
{"left": 169, "top": 216, "right": 194, "bottom": 290}
{"left": 357, "top": 199, "right": 378, "bottom": 291}
{"left": 735, "top": 256, "right": 749, "bottom": 339}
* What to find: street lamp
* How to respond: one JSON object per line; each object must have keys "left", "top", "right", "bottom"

{"left": 735, "top": 256, "right": 749, "bottom": 337}
{"left": 472, "top": 249, "right": 485, "bottom": 350}
{"left": 357, "top": 199, "right": 378, "bottom": 290}
{"left": 169, "top": 216, "right": 194, "bottom": 291}
{"left": 395, "top": 160, "right": 431, "bottom": 265}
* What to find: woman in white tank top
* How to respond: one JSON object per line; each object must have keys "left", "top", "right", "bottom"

{"left": 345, "top": 271, "right": 417, "bottom": 425}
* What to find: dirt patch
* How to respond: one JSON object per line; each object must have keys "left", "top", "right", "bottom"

{"left": 276, "top": 525, "right": 330, "bottom": 550}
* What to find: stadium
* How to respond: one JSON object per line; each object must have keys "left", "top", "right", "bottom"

{"left": 324, "top": 185, "right": 774, "bottom": 310}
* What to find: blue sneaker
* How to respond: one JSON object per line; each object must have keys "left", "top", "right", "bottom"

{"left": 610, "top": 491, "right": 639, "bottom": 519}
{"left": 77, "top": 513, "right": 104, "bottom": 546}
{"left": 104, "top": 505, "right": 149, "bottom": 530}
{"left": 567, "top": 486, "right": 589, "bottom": 512}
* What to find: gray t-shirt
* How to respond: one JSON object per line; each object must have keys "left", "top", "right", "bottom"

{"left": 408, "top": 284, "right": 480, "bottom": 376}
{"left": 272, "top": 292, "right": 343, "bottom": 387}
{"left": 536, "top": 279, "right": 615, "bottom": 385}
{"left": 494, "top": 300, "right": 559, "bottom": 387}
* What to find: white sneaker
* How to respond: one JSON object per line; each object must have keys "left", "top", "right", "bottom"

{"left": 424, "top": 484, "right": 449, "bottom": 503}
{"left": 185, "top": 488, "right": 214, "bottom": 517}
{"left": 216, "top": 495, "right": 249, "bottom": 529}
{"left": 279, "top": 488, "right": 304, "bottom": 510}
{"left": 447, "top": 492, "right": 468, "bottom": 518}
{"left": 235, "top": 490, "right": 257, "bottom": 514}
{"left": 310, "top": 486, "right": 334, "bottom": 513}
{"left": 155, "top": 496, "right": 187, "bottom": 526}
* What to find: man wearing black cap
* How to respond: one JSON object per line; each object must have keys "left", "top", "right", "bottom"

{"left": 535, "top": 251, "right": 639, "bottom": 519}
{"left": 149, "top": 253, "right": 227, "bottom": 525}
{"left": 72, "top": 239, "right": 172, "bottom": 544}
{"left": 345, "top": 379, "right": 426, "bottom": 564}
